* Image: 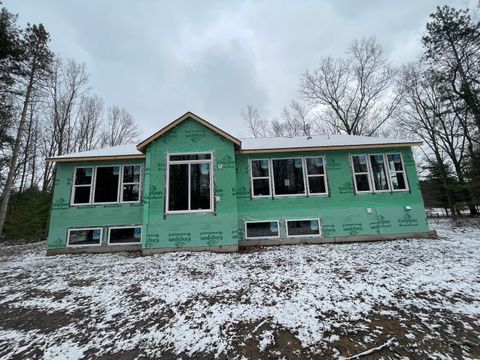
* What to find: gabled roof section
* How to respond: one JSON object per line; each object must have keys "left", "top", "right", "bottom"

{"left": 46, "top": 144, "right": 144, "bottom": 163}
{"left": 137, "top": 111, "right": 241, "bottom": 152}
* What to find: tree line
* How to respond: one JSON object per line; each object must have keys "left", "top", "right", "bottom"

{"left": 0, "top": 4, "right": 140, "bottom": 239}
{"left": 242, "top": 6, "right": 480, "bottom": 217}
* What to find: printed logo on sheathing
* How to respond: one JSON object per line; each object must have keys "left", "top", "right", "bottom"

{"left": 369, "top": 215, "right": 392, "bottom": 230}
{"left": 149, "top": 186, "right": 163, "bottom": 200}
{"left": 327, "top": 158, "right": 341, "bottom": 170}
{"left": 161, "top": 133, "right": 177, "bottom": 144}
{"left": 338, "top": 181, "right": 353, "bottom": 194}
{"left": 200, "top": 231, "right": 223, "bottom": 246}
{"left": 219, "top": 154, "right": 236, "bottom": 169}
{"left": 157, "top": 161, "right": 165, "bottom": 171}
{"left": 398, "top": 213, "right": 419, "bottom": 227}
{"left": 168, "top": 232, "right": 192, "bottom": 247}
{"left": 216, "top": 188, "right": 224, "bottom": 197}
{"left": 235, "top": 186, "right": 250, "bottom": 199}
{"left": 52, "top": 197, "right": 69, "bottom": 210}
{"left": 185, "top": 130, "right": 206, "bottom": 143}
{"left": 323, "top": 224, "right": 336, "bottom": 236}
{"left": 342, "top": 223, "right": 363, "bottom": 235}
{"left": 146, "top": 233, "right": 160, "bottom": 248}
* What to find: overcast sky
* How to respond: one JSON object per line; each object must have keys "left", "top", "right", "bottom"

{"left": 8, "top": 0, "right": 468, "bottom": 138}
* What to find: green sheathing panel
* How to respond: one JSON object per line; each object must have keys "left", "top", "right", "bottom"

{"left": 47, "top": 159, "right": 144, "bottom": 249}
{"left": 236, "top": 147, "right": 429, "bottom": 240}
{"left": 143, "top": 118, "right": 238, "bottom": 250}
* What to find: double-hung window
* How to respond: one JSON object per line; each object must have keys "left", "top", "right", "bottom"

{"left": 305, "top": 157, "right": 327, "bottom": 194}
{"left": 351, "top": 153, "right": 408, "bottom": 194}
{"left": 272, "top": 158, "right": 306, "bottom": 196}
{"left": 71, "top": 164, "right": 142, "bottom": 205}
{"left": 250, "top": 160, "right": 271, "bottom": 197}
{"left": 167, "top": 153, "right": 213, "bottom": 213}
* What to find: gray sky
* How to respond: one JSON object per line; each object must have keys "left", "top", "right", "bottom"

{"left": 8, "top": 0, "right": 467, "bottom": 138}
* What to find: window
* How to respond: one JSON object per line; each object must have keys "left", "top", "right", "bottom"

{"left": 272, "top": 158, "right": 306, "bottom": 196}
{"left": 108, "top": 226, "right": 142, "bottom": 245}
{"left": 94, "top": 166, "right": 120, "bottom": 203}
{"left": 67, "top": 228, "right": 102, "bottom": 247}
{"left": 167, "top": 153, "right": 213, "bottom": 213}
{"left": 305, "top": 157, "right": 328, "bottom": 194}
{"left": 369, "top": 154, "right": 390, "bottom": 192}
{"left": 387, "top": 154, "right": 408, "bottom": 191}
{"left": 351, "top": 155, "right": 371, "bottom": 192}
{"left": 250, "top": 160, "right": 271, "bottom": 197}
{"left": 244, "top": 221, "right": 280, "bottom": 239}
{"left": 351, "top": 153, "right": 409, "bottom": 194}
{"left": 286, "top": 219, "right": 321, "bottom": 237}
{"left": 72, "top": 167, "right": 93, "bottom": 204}
{"left": 71, "top": 164, "right": 142, "bottom": 206}
{"left": 121, "top": 165, "right": 141, "bottom": 202}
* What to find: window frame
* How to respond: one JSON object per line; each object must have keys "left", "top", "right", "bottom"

{"left": 67, "top": 227, "right": 103, "bottom": 247}
{"left": 304, "top": 156, "right": 329, "bottom": 196}
{"left": 71, "top": 166, "right": 94, "bottom": 205}
{"left": 165, "top": 152, "right": 214, "bottom": 215}
{"left": 107, "top": 225, "right": 142, "bottom": 246}
{"left": 350, "top": 153, "right": 409, "bottom": 194}
{"left": 244, "top": 220, "right": 281, "bottom": 240}
{"left": 249, "top": 159, "right": 272, "bottom": 199}
{"left": 285, "top": 218, "right": 322, "bottom": 238}
{"left": 120, "top": 164, "right": 143, "bottom": 204}
{"left": 70, "top": 164, "right": 143, "bottom": 206}
{"left": 386, "top": 153, "right": 409, "bottom": 192}
{"left": 271, "top": 157, "right": 308, "bottom": 198}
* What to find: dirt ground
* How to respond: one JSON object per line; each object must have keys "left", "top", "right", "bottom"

{"left": 0, "top": 219, "right": 479, "bottom": 359}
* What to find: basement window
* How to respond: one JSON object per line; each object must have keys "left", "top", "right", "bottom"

{"left": 245, "top": 221, "right": 280, "bottom": 239}
{"left": 250, "top": 159, "right": 271, "bottom": 197}
{"left": 387, "top": 154, "right": 408, "bottom": 191}
{"left": 305, "top": 157, "right": 328, "bottom": 195}
{"left": 272, "top": 158, "right": 306, "bottom": 196}
{"left": 286, "top": 219, "right": 321, "bottom": 237}
{"left": 369, "top": 154, "right": 390, "bottom": 192}
{"left": 72, "top": 167, "right": 93, "bottom": 204}
{"left": 94, "top": 166, "right": 120, "bottom": 203}
{"left": 351, "top": 155, "right": 371, "bottom": 193}
{"left": 108, "top": 226, "right": 142, "bottom": 245}
{"left": 167, "top": 153, "right": 213, "bottom": 213}
{"left": 67, "top": 228, "right": 102, "bottom": 247}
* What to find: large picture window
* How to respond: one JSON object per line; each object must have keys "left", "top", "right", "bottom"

{"left": 244, "top": 221, "right": 280, "bottom": 239}
{"left": 71, "top": 164, "right": 142, "bottom": 206}
{"left": 72, "top": 167, "right": 93, "bottom": 204}
{"left": 305, "top": 157, "right": 327, "bottom": 194}
{"left": 272, "top": 158, "right": 306, "bottom": 196}
{"left": 250, "top": 160, "right": 271, "bottom": 197}
{"left": 108, "top": 226, "right": 142, "bottom": 245}
{"left": 351, "top": 153, "right": 408, "bottom": 194}
{"left": 67, "top": 228, "right": 102, "bottom": 247}
{"left": 167, "top": 153, "right": 213, "bottom": 213}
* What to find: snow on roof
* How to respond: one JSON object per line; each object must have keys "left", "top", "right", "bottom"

{"left": 48, "top": 143, "right": 143, "bottom": 161}
{"left": 48, "top": 134, "right": 420, "bottom": 161}
{"left": 240, "top": 134, "right": 421, "bottom": 152}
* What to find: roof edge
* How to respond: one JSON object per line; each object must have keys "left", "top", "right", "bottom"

{"left": 238, "top": 142, "right": 422, "bottom": 154}
{"left": 46, "top": 154, "right": 146, "bottom": 163}
{"left": 137, "top": 111, "right": 241, "bottom": 152}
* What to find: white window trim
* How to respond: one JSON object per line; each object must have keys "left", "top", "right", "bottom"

{"left": 71, "top": 164, "right": 143, "bottom": 206}
{"left": 304, "top": 156, "right": 329, "bottom": 196}
{"left": 107, "top": 225, "right": 142, "bottom": 246}
{"left": 67, "top": 227, "right": 103, "bottom": 247}
{"left": 71, "top": 166, "right": 94, "bottom": 205}
{"left": 271, "top": 157, "right": 308, "bottom": 198}
{"left": 285, "top": 218, "right": 322, "bottom": 238}
{"left": 244, "top": 220, "right": 281, "bottom": 240}
{"left": 351, "top": 153, "right": 409, "bottom": 194}
{"left": 165, "top": 152, "right": 214, "bottom": 215}
{"left": 387, "top": 153, "right": 410, "bottom": 192}
{"left": 120, "top": 165, "right": 143, "bottom": 204}
{"left": 249, "top": 159, "right": 272, "bottom": 199}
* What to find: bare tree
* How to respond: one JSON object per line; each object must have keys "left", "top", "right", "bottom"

{"left": 240, "top": 105, "right": 269, "bottom": 138}
{"left": 301, "top": 37, "right": 400, "bottom": 136}
{"left": 100, "top": 106, "right": 139, "bottom": 147}
{"left": 76, "top": 94, "right": 104, "bottom": 152}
